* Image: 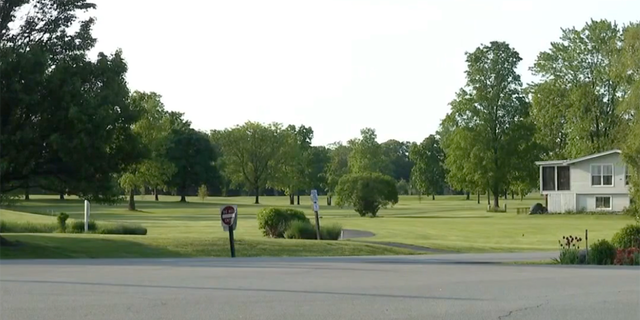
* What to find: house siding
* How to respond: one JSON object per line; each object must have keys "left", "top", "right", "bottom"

{"left": 570, "top": 153, "right": 629, "bottom": 195}
{"left": 547, "top": 193, "right": 576, "bottom": 213}
{"left": 576, "top": 194, "right": 629, "bottom": 212}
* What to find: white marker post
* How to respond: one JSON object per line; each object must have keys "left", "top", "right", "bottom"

{"left": 84, "top": 200, "right": 90, "bottom": 233}
{"left": 310, "top": 190, "right": 321, "bottom": 240}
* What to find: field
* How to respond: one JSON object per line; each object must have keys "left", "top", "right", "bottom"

{"left": 0, "top": 194, "right": 634, "bottom": 259}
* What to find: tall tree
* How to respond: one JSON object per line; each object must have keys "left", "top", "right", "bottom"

{"left": 530, "top": 19, "right": 632, "bottom": 159}
{"left": 620, "top": 23, "right": 640, "bottom": 213}
{"left": 348, "top": 128, "right": 390, "bottom": 175}
{"left": 409, "top": 135, "right": 446, "bottom": 200}
{"left": 440, "top": 41, "right": 535, "bottom": 209}
{"left": 272, "top": 125, "right": 314, "bottom": 205}
{"left": 0, "top": 0, "right": 143, "bottom": 202}
{"left": 381, "top": 139, "right": 413, "bottom": 182}
{"left": 118, "top": 91, "right": 176, "bottom": 210}
{"left": 322, "top": 142, "right": 351, "bottom": 205}
{"left": 165, "top": 127, "right": 217, "bottom": 202}
{"left": 217, "top": 121, "right": 287, "bottom": 204}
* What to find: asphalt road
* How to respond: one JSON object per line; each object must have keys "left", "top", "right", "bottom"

{"left": 1, "top": 253, "right": 639, "bottom": 320}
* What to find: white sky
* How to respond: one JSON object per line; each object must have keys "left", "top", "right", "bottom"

{"left": 90, "top": 0, "right": 639, "bottom": 146}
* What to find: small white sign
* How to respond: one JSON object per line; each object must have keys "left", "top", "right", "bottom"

{"left": 310, "top": 189, "right": 318, "bottom": 202}
{"left": 313, "top": 202, "right": 320, "bottom": 212}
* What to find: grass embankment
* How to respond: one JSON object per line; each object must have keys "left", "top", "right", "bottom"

{"left": 0, "top": 194, "right": 634, "bottom": 258}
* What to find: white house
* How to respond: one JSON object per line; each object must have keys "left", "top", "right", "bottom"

{"left": 535, "top": 149, "right": 631, "bottom": 213}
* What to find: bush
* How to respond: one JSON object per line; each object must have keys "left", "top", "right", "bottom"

{"left": 335, "top": 172, "right": 399, "bottom": 217}
{"left": 556, "top": 248, "right": 580, "bottom": 264}
{"left": 0, "top": 220, "right": 58, "bottom": 233}
{"left": 611, "top": 224, "right": 640, "bottom": 249}
{"left": 588, "top": 239, "right": 617, "bottom": 265}
{"left": 321, "top": 223, "right": 343, "bottom": 240}
{"left": 257, "top": 207, "right": 310, "bottom": 238}
{"left": 614, "top": 248, "right": 640, "bottom": 265}
{"left": 57, "top": 212, "right": 69, "bottom": 232}
{"left": 97, "top": 223, "right": 148, "bottom": 235}
{"left": 284, "top": 220, "right": 317, "bottom": 239}
{"left": 69, "top": 220, "right": 98, "bottom": 233}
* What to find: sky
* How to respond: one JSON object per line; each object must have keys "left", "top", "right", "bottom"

{"left": 88, "top": 0, "right": 639, "bottom": 146}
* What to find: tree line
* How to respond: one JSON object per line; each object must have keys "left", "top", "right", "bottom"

{"left": 1, "top": 2, "right": 638, "bottom": 213}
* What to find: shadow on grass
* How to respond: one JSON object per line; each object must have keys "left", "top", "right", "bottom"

{"left": 0, "top": 234, "right": 182, "bottom": 259}
{"left": 389, "top": 215, "right": 493, "bottom": 219}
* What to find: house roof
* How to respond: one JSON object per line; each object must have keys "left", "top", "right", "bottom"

{"left": 535, "top": 149, "right": 622, "bottom": 166}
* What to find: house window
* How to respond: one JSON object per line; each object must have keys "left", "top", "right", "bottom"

{"left": 542, "top": 166, "right": 556, "bottom": 191}
{"left": 591, "top": 164, "right": 613, "bottom": 186}
{"left": 557, "top": 166, "right": 570, "bottom": 191}
{"left": 595, "top": 196, "right": 612, "bottom": 210}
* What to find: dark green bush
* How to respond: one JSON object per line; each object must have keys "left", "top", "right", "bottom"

{"left": 335, "top": 172, "right": 398, "bottom": 217}
{"left": 98, "top": 223, "right": 147, "bottom": 235}
{"left": 284, "top": 220, "right": 317, "bottom": 239}
{"left": 0, "top": 220, "right": 58, "bottom": 233}
{"left": 588, "top": 239, "right": 617, "bottom": 265}
{"left": 611, "top": 224, "right": 640, "bottom": 249}
{"left": 57, "top": 212, "right": 69, "bottom": 232}
{"left": 320, "top": 223, "right": 343, "bottom": 240}
{"left": 257, "top": 207, "right": 310, "bottom": 238}
{"left": 69, "top": 220, "right": 97, "bottom": 233}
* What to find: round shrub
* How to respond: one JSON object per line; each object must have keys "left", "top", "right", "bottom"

{"left": 257, "top": 207, "right": 310, "bottom": 238}
{"left": 320, "top": 223, "right": 343, "bottom": 240}
{"left": 588, "top": 239, "right": 617, "bottom": 265}
{"left": 611, "top": 224, "right": 640, "bottom": 249}
{"left": 284, "top": 220, "right": 317, "bottom": 239}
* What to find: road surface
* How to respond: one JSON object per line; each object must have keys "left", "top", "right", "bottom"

{"left": 1, "top": 253, "right": 639, "bottom": 320}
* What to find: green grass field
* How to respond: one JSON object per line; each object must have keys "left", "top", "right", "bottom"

{"left": 0, "top": 194, "right": 634, "bottom": 259}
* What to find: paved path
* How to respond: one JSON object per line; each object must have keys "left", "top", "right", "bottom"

{"left": 2, "top": 253, "right": 639, "bottom": 320}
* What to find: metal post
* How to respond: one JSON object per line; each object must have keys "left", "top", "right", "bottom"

{"left": 228, "top": 228, "right": 236, "bottom": 258}
{"left": 84, "top": 200, "right": 90, "bottom": 233}
{"left": 585, "top": 229, "right": 589, "bottom": 263}
{"left": 314, "top": 211, "right": 321, "bottom": 240}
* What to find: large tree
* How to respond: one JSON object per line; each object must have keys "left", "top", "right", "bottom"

{"left": 322, "top": 142, "right": 351, "bottom": 205}
{"left": 272, "top": 125, "right": 314, "bottom": 205}
{"left": 409, "top": 135, "right": 446, "bottom": 200}
{"left": 0, "top": 0, "right": 143, "bottom": 202}
{"left": 441, "top": 41, "right": 535, "bottom": 209}
{"left": 165, "top": 126, "right": 218, "bottom": 202}
{"left": 216, "top": 121, "right": 288, "bottom": 204}
{"left": 529, "top": 19, "right": 633, "bottom": 159}
{"left": 347, "top": 128, "right": 390, "bottom": 175}
{"left": 620, "top": 23, "right": 640, "bottom": 213}
{"left": 381, "top": 139, "right": 413, "bottom": 182}
{"left": 118, "top": 91, "right": 176, "bottom": 210}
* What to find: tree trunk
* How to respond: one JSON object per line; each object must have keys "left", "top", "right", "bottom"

{"left": 432, "top": 194, "right": 435, "bottom": 200}
{"left": 487, "top": 190, "right": 490, "bottom": 205}
{"left": 504, "top": 189, "right": 508, "bottom": 199}
{"left": 59, "top": 193, "right": 65, "bottom": 200}
{"left": 180, "top": 194, "right": 186, "bottom": 202}
{"left": 493, "top": 191, "right": 500, "bottom": 208}
{"left": 154, "top": 187, "right": 159, "bottom": 201}
{"left": 511, "top": 191, "right": 515, "bottom": 200}
{"left": 128, "top": 189, "right": 136, "bottom": 211}
{"left": 477, "top": 191, "right": 480, "bottom": 204}
{"left": 289, "top": 194, "right": 294, "bottom": 205}
{"left": 327, "top": 195, "right": 332, "bottom": 206}
{"left": 520, "top": 191, "right": 524, "bottom": 201}
{"left": 465, "top": 191, "right": 470, "bottom": 200}
{"left": 254, "top": 187, "right": 260, "bottom": 204}
{"left": 24, "top": 185, "right": 30, "bottom": 201}
{"left": 297, "top": 192, "right": 300, "bottom": 205}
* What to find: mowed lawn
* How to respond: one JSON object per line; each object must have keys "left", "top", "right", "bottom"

{"left": 0, "top": 194, "right": 634, "bottom": 258}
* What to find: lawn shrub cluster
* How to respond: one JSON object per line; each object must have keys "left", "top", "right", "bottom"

{"left": 258, "top": 207, "right": 343, "bottom": 240}
{"left": 556, "top": 223, "right": 640, "bottom": 266}
{"left": 0, "top": 214, "right": 147, "bottom": 236}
